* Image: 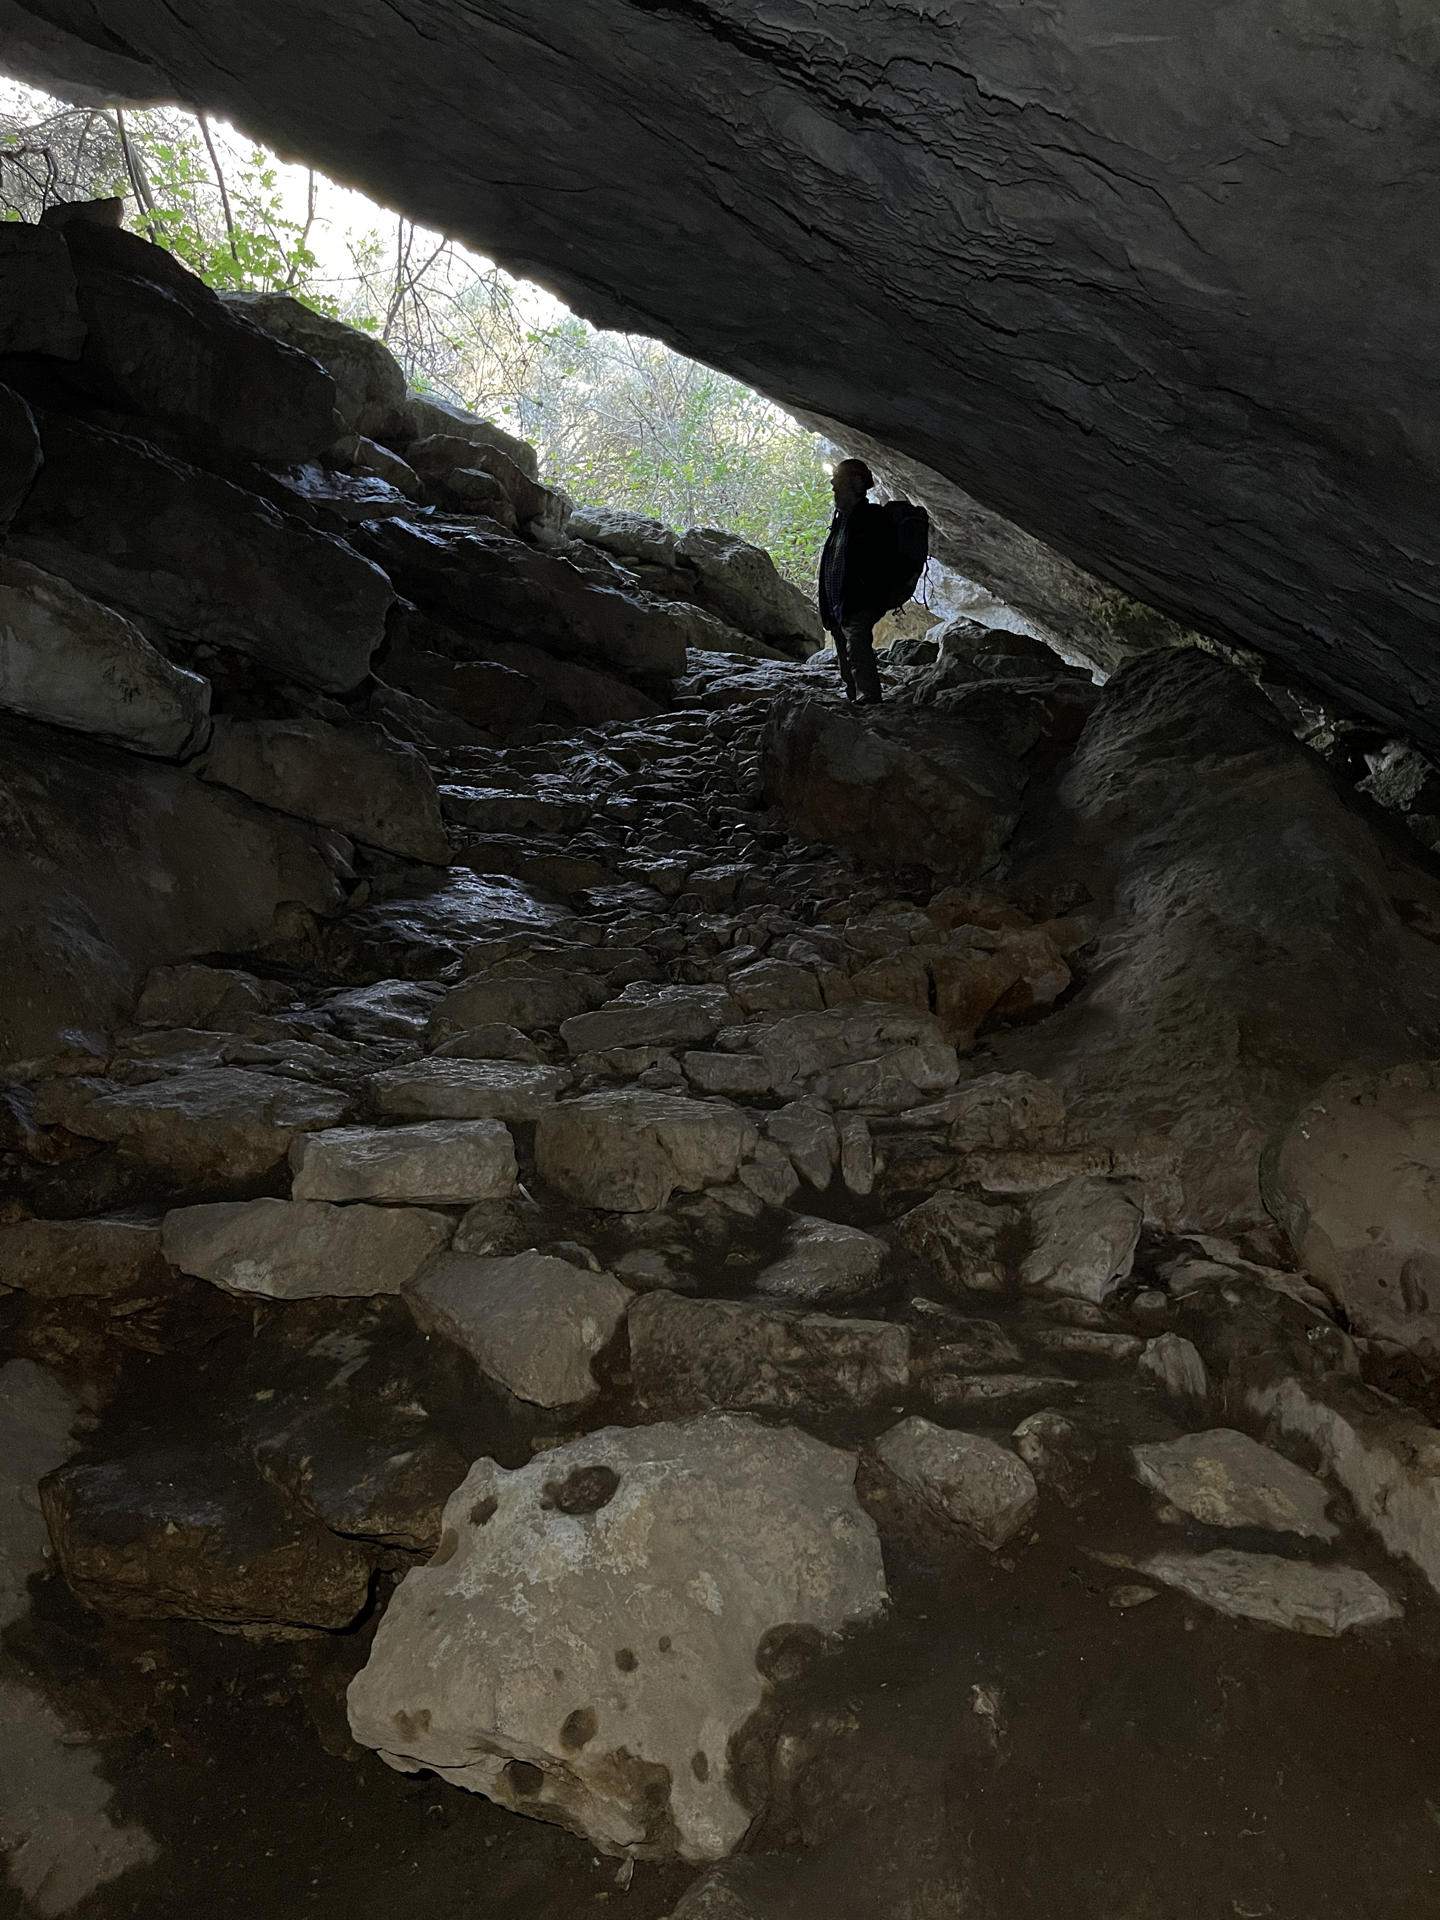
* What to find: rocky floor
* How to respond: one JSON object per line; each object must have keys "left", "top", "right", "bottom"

{"left": 6, "top": 638, "right": 1440, "bottom": 1920}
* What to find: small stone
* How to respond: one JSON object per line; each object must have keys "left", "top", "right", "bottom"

{"left": 873, "top": 1417, "right": 1038, "bottom": 1551}
{"left": 1013, "top": 1408, "right": 1097, "bottom": 1505}
{"left": 405, "top": 1252, "right": 629, "bottom": 1407}
{"left": 1132, "top": 1429, "right": 1336, "bottom": 1539}
{"left": 753, "top": 1216, "right": 888, "bottom": 1309}
{"left": 1138, "top": 1332, "right": 1209, "bottom": 1405}
{"left": 737, "top": 1139, "right": 801, "bottom": 1208}
{"left": 289, "top": 1120, "right": 517, "bottom": 1204}
{"left": 366, "top": 1059, "right": 567, "bottom": 1122}
{"left": 431, "top": 1024, "right": 543, "bottom": 1064}
{"left": 1020, "top": 1176, "right": 1142, "bottom": 1305}
{"left": 1140, "top": 1548, "right": 1400, "bottom": 1636}
{"left": 1108, "top": 1583, "right": 1159, "bottom": 1611}
{"left": 836, "top": 1113, "right": 876, "bottom": 1196}
{"left": 765, "top": 1102, "right": 838, "bottom": 1189}
{"left": 561, "top": 986, "right": 736, "bottom": 1055}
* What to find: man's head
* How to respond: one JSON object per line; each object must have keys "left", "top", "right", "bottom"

{"left": 831, "top": 458, "right": 874, "bottom": 510}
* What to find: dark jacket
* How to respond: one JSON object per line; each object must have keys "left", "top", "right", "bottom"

{"left": 818, "top": 500, "right": 892, "bottom": 634}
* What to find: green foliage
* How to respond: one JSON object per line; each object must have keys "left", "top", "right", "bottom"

{"left": 0, "top": 81, "right": 831, "bottom": 586}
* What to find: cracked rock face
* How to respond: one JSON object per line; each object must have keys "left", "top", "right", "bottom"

{"left": 12, "top": 4, "right": 1440, "bottom": 739}
{"left": 346, "top": 1415, "right": 887, "bottom": 1862}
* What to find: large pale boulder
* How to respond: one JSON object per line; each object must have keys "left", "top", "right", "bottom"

{"left": 198, "top": 717, "right": 448, "bottom": 863}
{"left": 674, "top": 527, "right": 821, "bottom": 655}
{"left": 60, "top": 222, "right": 338, "bottom": 463}
{"left": 0, "top": 718, "right": 344, "bottom": 1063}
{"left": 762, "top": 698, "right": 1023, "bottom": 875}
{"left": 1263, "top": 1063, "right": 1440, "bottom": 1354}
{"left": 0, "top": 556, "right": 210, "bottom": 757}
{"left": 346, "top": 1415, "right": 887, "bottom": 1861}
{"left": 224, "top": 289, "right": 409, "bottom": 441}
{"left": 569, "top": 506, "right": 679, "bottom": 570}
{"left": 1020, "top": 1176, "right": 1142, "bottom": 1306}
{"left": 9, "top": 412, "right": 392, "bottom": 694}
{"left": 753, "top": 1216, "right": 888, "bottom": 1308}
{"left": 405, "top": 1251, "right": 628, "bottom": 1406}
{"left": 0, "top": 222, "right": 83, "bottom": 357}
{"left": 536, "top": 1091, "right": 757, "bottom": 1210}
{"left": 162, "top": 1197, "right": 453, "bottom": 1300}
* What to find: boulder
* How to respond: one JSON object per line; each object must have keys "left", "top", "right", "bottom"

{"left": 397, "top": 394, "right": 540, "bottom": 479}
{"left": 872, "top": 1417, "right": 1038, "bottom": 1551}
{"left": 1138, "top": 1549, "right": 1399, "bottom": 1637}
{"left": 995, "top": 653, "right": 1440, "bottom": 1230}
{"left": 893, "top": 1191, "right": 1018, "bottom": 1297}
{"left": 346, "top": 1415, "right": 887, "bottom": 1861}
{"left": 1131, "top": 1430, "right": 1335, "bottom": 1540}
{"left": 0, "top": 717, "right": 344, "bottom": 1063}
{"left": 405, "top": 1251, "right": 628, "bottom": 1406}
{"left": 366, "top": 1059, "right": 568, "bottom": 1122}
{"left": 9, "top": 412, "right": 392, "bottom": 694}
{"left": 569, "top": 506, "right": 679, "bottom": 570}
{"left": 751, "top": 1004, "right": 959, "bottom": 1102}
{"left": 753, "top": 1216, "right": 888, "bottom": 1309}
{"left": 224, "top": 290, "right": 409, "bottom": 441}
{"left": 0, "top": 222, "right": 83, "bottom": 357}
{"left": 162, "top": 1197, "right": 453, "bottom": 1300}
{"left": 135, "top": 963, "right": 292, "bottom": 1031}
{"left": 0, "top": 385, "right": 40, "bottom": 535}
{"left": 629, "top": 1291, "right": 909, "bottom": 1418}
{"left": 40, "top": 1445, "right": 371, "bottom": 1633}
{"left": 248, "top": 1393, "right": 466, "bottom": 1559}
{"left": 762, "top": 699, "right": 1023, "bottom": 875}
{"left": 674, "top": 526, "right": 822, "bottom": 655}
{"left": 430, "top": 969, "right": 604, "bottom": 1039}
{"left": 198, "top": 716, "right": 448, "bottom": 863}
{"left": 0, "top": 556, "right": 210, "bottom": 757}
{"left": 36, "top": 1069, "right": 349, "bottom": 1185}
{"left": 0, "top": 1214, "right": 168, "bottom": 1299}
{"left": 357, "top": 517, "right": 688, "bottom": 687}
{"left": 1020, "top": 1176, "right": 1142, "bottom": 1305}
{"left": 289, "top": 1120, "right": 517, "bottom": 1204}
{"left": 1263, "top": 1063, "right": 1440, "bottom": 1352}
{"left": 561, "top": 986, "right": 736, "bottom": 1054}
{"left": 536, "top": 1090, "right": 757, "bottom": 1211}
{"left": 60, "top": 223, "right": 338, "bottom": 462}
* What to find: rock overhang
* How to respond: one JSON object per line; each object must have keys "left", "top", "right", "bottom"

{"left": 4, "top": 1, "right": 1439, "bottom": 741}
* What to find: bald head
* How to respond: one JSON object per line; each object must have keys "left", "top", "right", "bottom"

{"left": 832, "top": 458, "right": 874, "bottom": 510}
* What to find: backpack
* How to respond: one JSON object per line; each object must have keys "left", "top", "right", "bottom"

{"left": 877, "top": 500, "right": 930, "bottom": 612}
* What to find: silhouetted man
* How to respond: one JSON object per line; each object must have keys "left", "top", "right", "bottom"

{"left": 818, "top": 458, "right": 887, "bottom": 704}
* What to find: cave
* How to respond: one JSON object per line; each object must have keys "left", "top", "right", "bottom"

{"left": 2, "top": 9, "right": 1440, "bottom": 1920}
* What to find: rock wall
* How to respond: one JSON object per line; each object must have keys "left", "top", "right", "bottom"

{"left": 6, "top": 2, "right": 1439, "bottom": 742}
{"left": 0, "top": 215, "right": 811, "bottom": 1061}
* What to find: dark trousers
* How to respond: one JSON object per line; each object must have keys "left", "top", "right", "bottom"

{"left": 834, "top": 616, "right": 883, "bottom": 702}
